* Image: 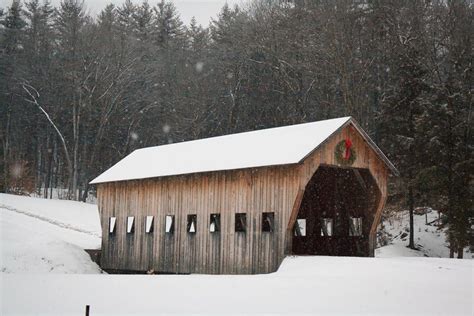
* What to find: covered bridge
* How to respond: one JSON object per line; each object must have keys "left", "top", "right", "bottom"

{"left": 91, "top": 117, "right": 397, "bottom": 274}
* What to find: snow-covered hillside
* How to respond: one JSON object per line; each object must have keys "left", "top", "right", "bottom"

{"left": 0, "top": 194, "right": 102, "bottom": 273}
{"left": 1, "top": 194, "right": 472, "bottom": 315}
{"left": 376, "top": 209, "right": 471, "bottom": 258}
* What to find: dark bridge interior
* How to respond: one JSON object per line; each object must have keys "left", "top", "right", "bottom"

{"left": 292, "top": 165, "right": 380, "bottom": 257}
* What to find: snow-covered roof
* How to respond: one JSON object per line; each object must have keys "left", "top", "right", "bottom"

{"left": 90, "top": 117, "right": 397, "bottom": 184}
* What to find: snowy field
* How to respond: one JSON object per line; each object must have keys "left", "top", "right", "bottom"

{"left": 1, "top": 193, "right": 472, "bottom": 315}
{"left": 2, "top": 256, "right": 472, "bottom": 316}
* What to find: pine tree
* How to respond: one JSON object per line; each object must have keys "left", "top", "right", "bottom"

{"left": 417, "top": 91, "right": 472, "bottom": 257}
{"left": 416, "top": 0, "right": 473, "bottom": 258}
{"left": 186, "top": 17, "right": 209, "bottom": 53}
{"left": 22, "top": 0, "right": 57, "bottom": 197}
{"left": 378, "top": 2, "right": 430, "bottom": 250}
{"left": 55, "top": 0, "right": 86, "bottom": 57}
{"left": 0, "top": 0, "right": 27, "bottom": 192}
{"left": 132, "top": 1, "right": 154, "bottom": 42}
{"left": 97, "top": 4, "right": 118, "bottom": 50}
{"left": 116, "top": 0, "right": 136, "bottom": 36}
{"left": 24, "top": 0, "right": 55, "bottom": 61}
{"left": 210, "top": 3, "right": 240, "bottom": 45}
{"left": 54, "top": 0, "right": 88, "bottom": 199}
{"left": 154, "top": 0, "right": 184, "bottom": 48}
{"left": 1, "top": 0, "right": 26, "bottom": 54}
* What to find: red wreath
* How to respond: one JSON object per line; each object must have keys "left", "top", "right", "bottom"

{"left": 335, "top": 138, "right": 356, "bottom": 166}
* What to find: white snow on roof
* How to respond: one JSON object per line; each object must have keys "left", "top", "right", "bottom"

{"left": 91, "top": 117, "right": 352, "bottom": 184}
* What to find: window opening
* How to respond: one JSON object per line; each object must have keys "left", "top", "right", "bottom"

{"left": 145, "top": 216, "right": 154, "bottom": 233}
{"left": 321, "top": 218, "right": 333, "bottom": 236}
{"left": 127, "top": 216, "right": 135, "bottom": 234}
{"left": 294, "top": 218, "right": 306, "bottom": 236}
{"left": 235, "top": 213, "right": 247, "bottom": 232}
{"left": 109, "top": 217, "right": 116, "bottom": 234}
{"left": 187, "top": 214, "right": 197, "bottom": 233}
{"left": 262, "top": 212, "right": 274, "bottom": 232}
{"left": 349, "top": 217, "right": 363, "bottom": 236}
{"left": 165, "top": 215, "right": 175, "bottom": 233}
{"left": 210, "top": 214, "right": 220, "bottom": 232}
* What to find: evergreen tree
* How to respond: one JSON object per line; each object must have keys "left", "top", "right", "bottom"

{"left": 1, "top": 0, "right": 26, "bottom": 54}
{"left": 154, "top": 0, "right": 184, "bottom": 48}
{"left": 53, "top": 0, "right": 88, "bottom": 199}
{"left": 210, "top": 3, "right": 240, "bottom": 45}
{"left": 132, "top": 1, "right": 154, "bottom": 42}
{"left": 0, "top": 0, "right": 27, "bottom": 193}
{"left": 186, "top": 17, "right": 208, "bottom": 53}
{"left": 416, "top": 0, "right": 473, "bottom": 258}
{"left": 23, "top": 0, "right": 55, "bottom": 68}
{"left": 22, "top": 0, "right": 57, "bottom": 196}
{"left": 378, "top": 2, "right": 430, "bottom": 250}
{"left": 116, "top": 0, "right": 136, "bottom": 36}
{"left": 97, "top": 4, "right": 117, "bottom": 49}
{"left": 55, "top": 0, "right": 86, "bottom": 57}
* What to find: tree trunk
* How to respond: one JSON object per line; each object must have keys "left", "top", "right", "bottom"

{"left": 408, "top": 186, "right": 415, "bottom": 249}
{"left": 449, "top": 244, "right": 455, "bottom": 258}
{"left": 70, "top": 90, "right": 81, "bottom": 201}
{"left": 50, "top": 138, "right": 58, "bottom": 199}
{"left": 43, "top": 131, "right": 51, "bottom": 198}
{"left": 2, "top": 100, "right": 12, "bottom": 193}
{"left": 37, "top": 134, "right": 42, "bottom": 195}
{"left": 47, "top": 148, "right": 54, "bottom": 198}
{"left": 457, "top": 247, "right": 463, "bottom": 259}
{"left": 81, "top": 182, "right": 89, "bottom": 202}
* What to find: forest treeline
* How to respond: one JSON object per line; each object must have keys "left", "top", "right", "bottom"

{"left": 0, "top": 0, "right": 472, "bottom": 255}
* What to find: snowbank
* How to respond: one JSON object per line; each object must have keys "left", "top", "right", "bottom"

{"left": 2, "top": 256, "right": 472, "bottom": 315}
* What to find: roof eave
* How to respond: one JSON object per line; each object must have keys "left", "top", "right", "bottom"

{"left": 298, "top": 117, "right": 399, "bottom": 176}
{"left": 346, "top": 118, "right": 399, "bottom": 176}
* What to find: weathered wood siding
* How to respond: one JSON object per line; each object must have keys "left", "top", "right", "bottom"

{"left": 96, "top": 122, "right": 389, "bottom": 274}
{"left": 98, "top": 165, "right": 301, "bottom": 274}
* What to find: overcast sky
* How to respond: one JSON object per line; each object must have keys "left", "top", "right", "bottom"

{"left": 0, "top": 0, "right": 242, "bottom": 26}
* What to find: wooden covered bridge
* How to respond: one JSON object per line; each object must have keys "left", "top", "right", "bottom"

{"left": 91, "top": 117, "right": 397, "bottom": 274}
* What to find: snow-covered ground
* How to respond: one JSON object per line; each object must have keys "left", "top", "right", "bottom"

{"left": 376, "top": 209, "right": 471, "bottom": 258}
{"left": 2, "top": 256, "right": 472, "bottom": 316}
{"left": 1, "top": 194, "right": 472, "bottom": 315}
{"left": 0, "top": 194, "right": 101, "bottom": 273}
